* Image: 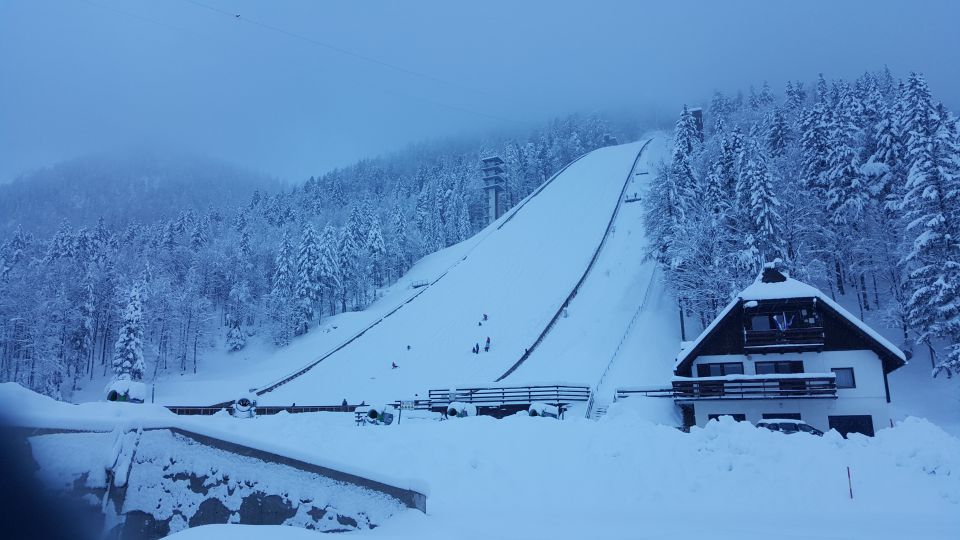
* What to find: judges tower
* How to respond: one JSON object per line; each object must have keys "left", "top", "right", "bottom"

{"left": 480, "top": 155, "right": 506, "bottom": 225}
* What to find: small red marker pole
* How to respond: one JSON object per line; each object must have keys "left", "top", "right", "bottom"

{"left": 847, "top": 466, "right": 853, "bottom": 499}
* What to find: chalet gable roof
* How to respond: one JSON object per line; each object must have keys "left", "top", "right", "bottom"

{"left": 673, "top": 272, "right": 907, "bottom": 374}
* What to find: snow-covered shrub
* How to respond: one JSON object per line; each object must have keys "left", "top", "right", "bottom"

{"left": 105, "top": 379, "right": 146, "bottom": 403}
{"left": 447, "top": 402, "right": 476, "bottom": 418}
{"left": 226, "top": 322, "right": 247, "bottom": 352}
{"left": 358, "top": 405, "right": 394, "bottom": 425}
{"left": 528, "top": 402, "right": 559, "bottom": 418}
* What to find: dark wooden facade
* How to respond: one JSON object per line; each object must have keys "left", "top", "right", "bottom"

{"left": 675, "top": 297, "right": 905, "bottom": 377}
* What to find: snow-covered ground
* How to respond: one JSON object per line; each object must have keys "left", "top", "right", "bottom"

{"left": 25, "top": 138, "right": 960, "bottom": 539}
{"left": 5, "top": 384, "right": 958, "bottom": 540}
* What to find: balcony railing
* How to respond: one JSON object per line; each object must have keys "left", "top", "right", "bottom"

{"left": 743, "top": 326, "right": 825, "bottom": 351}
{"left": 617, "top": 374, "right": 837, "bottom": 401}
{"left": 673, "top": 374, "right": 837, "bottom": 400}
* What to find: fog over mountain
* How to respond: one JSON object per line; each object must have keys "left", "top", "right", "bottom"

{"left": 0, "top": 149, "right": 280, "bottom": 235}
{"left": 1, "top": 0, "right": 958, "bottom": 184}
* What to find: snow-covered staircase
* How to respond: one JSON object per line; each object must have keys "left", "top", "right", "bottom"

{"left": 591, "top": 403, "right": 609, "bottom": 419}
{"left": 584, "top": 268, "right": 659, "bottom": 420}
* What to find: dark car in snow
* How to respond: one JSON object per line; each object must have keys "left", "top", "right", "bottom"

{"left": 757, "top": 419, "right": 824, "bottom": 436}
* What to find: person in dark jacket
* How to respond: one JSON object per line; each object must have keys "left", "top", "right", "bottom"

{"left": 484, "top": 336, "right": 491, "bottom": 352}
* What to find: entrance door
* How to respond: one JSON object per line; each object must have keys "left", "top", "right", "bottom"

{"left": 828, "top": 415, "right": 875, "bottom": 437}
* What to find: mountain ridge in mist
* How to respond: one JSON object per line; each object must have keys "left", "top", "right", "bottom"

{"left": 0, "top": 148, "right": 282, "bottom": 236}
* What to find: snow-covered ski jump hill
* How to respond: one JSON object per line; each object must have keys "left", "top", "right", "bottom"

{"left": 169, "top": 136, "right": 680, "bottom": 408}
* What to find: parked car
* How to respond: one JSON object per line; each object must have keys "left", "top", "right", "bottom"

{"left": 756, "top": 419, "right": 824, "bottom": 436}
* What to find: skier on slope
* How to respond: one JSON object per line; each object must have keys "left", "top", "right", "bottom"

{"left": 484, "top": 336, "right": 491, "bottom": 352}
{"left": 392, "top": 361, "right": 398, "bottom": 369}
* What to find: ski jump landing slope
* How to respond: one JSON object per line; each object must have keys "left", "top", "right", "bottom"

{"left": 260, "top": 141, "right": 648, "bottom": 406}
{"left": 504, "top": 136, "right": 681, "bottom": 388}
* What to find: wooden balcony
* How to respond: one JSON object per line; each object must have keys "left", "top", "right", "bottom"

{"left": 743, "top": 326, "right": 825, "bottom": 352}
{"left": 617, "top": 374, "right": 837, "bottom": 401}
{"left": 673, "top": 374, "right": 837, "bottom": 400}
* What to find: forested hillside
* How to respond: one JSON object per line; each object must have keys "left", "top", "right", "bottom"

{"left": 0, "top": 149, "right": 281, "bottom": 236}
{"left": 645, "top": 68, "right": 960, "bottom": 377}
{"left": 0, "top": 114, "right": 622, "bottom": 399}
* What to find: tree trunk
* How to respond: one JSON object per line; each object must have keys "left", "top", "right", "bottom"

{"left": 678, "top": 298, "right": 687, "bottom": 341}
{"left": 871, "top": 272, "right": 881, "bottom": 309}
{"left": 100, "top": 317, "right": 112, "bottom": 377}
{"left": 834, "top": 258, "right": 846, "bottom": 296}
{"left": 859, "top": 274, "right": 870, "bottom": 312}
{"left": 193, "top": 326, "right": 199, "bottom": 374}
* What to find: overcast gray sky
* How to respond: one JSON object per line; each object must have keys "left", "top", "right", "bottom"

{"left": 1, "top": 0, "right": 957, "bottom": 183}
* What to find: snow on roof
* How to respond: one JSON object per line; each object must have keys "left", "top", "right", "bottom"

{"left": 739, "top": 276, "right": 821, "bottom": 301}
{"left": 744, "top": 274, "right": 905, "bottom": 362}
{"left": 674, "top": 272, "right": 907, "bottom": 369}
{"left": 673, "top": 297, "right": 738, "bottom": 368}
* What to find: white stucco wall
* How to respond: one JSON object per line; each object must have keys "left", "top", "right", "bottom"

{"left": 684, "top": 350, "right": 892, "bottom": 433}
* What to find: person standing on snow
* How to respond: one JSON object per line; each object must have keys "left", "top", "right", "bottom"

{"left": 484, "top": 336, "right": 491, "bottom": 352}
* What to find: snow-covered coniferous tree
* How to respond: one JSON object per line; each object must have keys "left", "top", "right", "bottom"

{"left": 294, "top": 225, "right": 322, "bottom": 335}
{"left": 112, "top": 284, "right": 145, "bottom": 381}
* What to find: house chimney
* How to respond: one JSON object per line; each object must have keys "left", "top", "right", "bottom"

{"left": 761, "top": 260, "right": 788, "bottom": 283}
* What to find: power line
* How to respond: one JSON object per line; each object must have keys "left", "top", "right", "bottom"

{"left": 78, "top": 0, "right": 192, "bottom": 35}
{"left": 81, "top": 0, "right": 525, "bottom": 125}
{"left": 180, "top": 0, "right": 498, "bottom": 100}
{"left": 177, "top": 0, "right": 522, "bottom": 124}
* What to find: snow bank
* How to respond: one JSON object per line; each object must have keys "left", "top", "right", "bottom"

{"left": 12, "top": 378, "right": 960, "bottom": 539}
{"left": 0, "top": 382, "right": 175, "bottom": 430}
{"left": 164, "top": 524, "right": 325, "bottom": 540}
{"left": 604, "top": 395, "right": 681, "bottom": 426}
{"left": 1, "top": 383, "right": 426, "bottom": 495}
{"left": 152, "top": 409, "right": 960, "bottom": 540}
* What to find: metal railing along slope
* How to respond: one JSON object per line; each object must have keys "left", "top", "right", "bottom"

{"left": 496, "top": 139, "right": 652, "bottom": 382}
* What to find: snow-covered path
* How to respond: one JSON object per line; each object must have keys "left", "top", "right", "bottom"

{"left": 259, "top": 141, "right": 647, "bottom": 405}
